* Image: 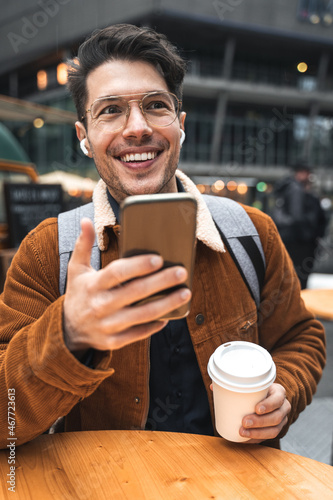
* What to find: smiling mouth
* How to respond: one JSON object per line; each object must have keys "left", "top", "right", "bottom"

{"left": 119, "top": 151, "right": 159, "bottom": 162}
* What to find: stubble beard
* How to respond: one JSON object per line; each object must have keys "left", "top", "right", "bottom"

{"left": 91, "top": 144, "right": 181, "bottom": 201}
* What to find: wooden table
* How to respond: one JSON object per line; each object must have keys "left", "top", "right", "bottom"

{"left": 301, "top": 289, "right": 333, "bottom": 321}
{"left": 0, "top": 431, "right": 332, "bottom": 499}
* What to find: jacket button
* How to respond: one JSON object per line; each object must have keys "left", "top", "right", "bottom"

{"left": 135, "top": 397, "right": 140, "bottom": 404}
{"left": 240, "top": 321, "right": 252, "bottom": 332}
{"left": 195, "top": 314, "right": 205, "bottom": 325}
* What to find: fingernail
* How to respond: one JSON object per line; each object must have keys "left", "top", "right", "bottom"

{"left": 258, "top": 405, "right": 266, "bottom": 414}
{"left": 241, "top": 429, "right": 250, "bottom": 437}
{"left": 245, "top": 419, "right": 253, "bottom": 428}
{"left": 150, "top": 256, "right": 162, "bottom": 267}
{"left": 180, "top": 289, "right": 191, "bottom": 300}
{"left": 175, "top": 268, "right": 187, "bottom": 280}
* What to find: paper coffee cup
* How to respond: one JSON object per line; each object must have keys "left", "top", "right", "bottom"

{"left": 207, "top": 341, "right": 276, "bottom": 442}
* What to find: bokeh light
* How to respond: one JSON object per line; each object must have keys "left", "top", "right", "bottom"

{"left": 256, "top": 182, "right": 267, "bottom": 192}
{"left": 37, "top": 70, "right": 47, "bottom": 90}
{"left": 237, "top": 183, "right": 248, "bottom": 195}
{"left": 227, "top": 180, "right": 237, "bottom": 191}
{"left": 297, "top": 62, "right": 308, "bottom": 73}
{"left": 33, "top": 118, "right": 45, "bottom": 128}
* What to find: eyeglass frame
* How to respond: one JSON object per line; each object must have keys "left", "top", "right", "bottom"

{"left": 81, "top": 90, "right": 182, "bottom": 132}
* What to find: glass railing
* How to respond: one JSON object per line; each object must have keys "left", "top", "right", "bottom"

{"left": 181, "top": 113, "right": 333, "bottom": 167}
{"left": 297, "top": 0, "right": 333, "bottom": 26}
{"left": 186, "top": 56, "right": 324, "bottom": 89}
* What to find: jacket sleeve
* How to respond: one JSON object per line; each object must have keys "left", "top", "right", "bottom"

{"left": 253, "top": 212, "right": 326, "bottom": 439}
{"left": 0, "top": 219, "right": 114, "bottom": 449}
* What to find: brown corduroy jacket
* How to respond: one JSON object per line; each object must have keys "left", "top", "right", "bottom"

{"left": 0, "top": 171, "right": 326, "bottom": 449}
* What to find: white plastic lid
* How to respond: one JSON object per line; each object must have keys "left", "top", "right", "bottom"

{"left": 207, "top": 341, "right": 276, "bottom": 393}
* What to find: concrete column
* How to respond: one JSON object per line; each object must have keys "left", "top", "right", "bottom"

{"left": 303, "top": 52, "right": 330, "bottom": 162}
{"left": 210, "top": 38, "right": 235, "bottom": 164}
{"left": 317, "top": 52, "right": 330, "bottom": 91}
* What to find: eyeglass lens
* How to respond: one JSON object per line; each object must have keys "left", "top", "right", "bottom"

{"left": 90, "top": 92, "right": 179, "bottom": 132}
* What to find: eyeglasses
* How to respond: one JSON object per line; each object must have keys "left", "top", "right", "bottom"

{"left": 83, "top": 91, "right": 182, "bottom": 133}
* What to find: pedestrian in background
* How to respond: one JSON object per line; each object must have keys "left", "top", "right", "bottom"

{"left": 272, "top": 163, "right": 327, "bottom": 289}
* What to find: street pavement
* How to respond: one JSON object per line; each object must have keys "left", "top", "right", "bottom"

{"left": 280, "top": 319, "right": 333, "bottom": 465}
{"left": 280, "top": 262, "right": 333, "bottom": 466}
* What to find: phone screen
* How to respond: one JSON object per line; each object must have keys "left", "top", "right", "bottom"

{"left": 120, "top": 193, "right": 197, "bottom": 319}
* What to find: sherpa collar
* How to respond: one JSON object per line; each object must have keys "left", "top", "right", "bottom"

{"left": 92, "top": 169, "right": 225, "bottom": 254}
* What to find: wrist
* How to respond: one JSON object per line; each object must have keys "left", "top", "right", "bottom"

{"left": 63, "top": 310, "right": 90, "bottom": 355}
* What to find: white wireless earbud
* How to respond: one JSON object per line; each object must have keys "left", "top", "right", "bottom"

{"left": 180, "top": 129, "right": 186, "bottom": 147}
{"left": 80, "top": 139, "right": 89, "bottom": 155}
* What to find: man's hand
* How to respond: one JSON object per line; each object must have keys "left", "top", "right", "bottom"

{"left": 63, "top": 218, "right": 191, "bottom": 353}
{"left": 239, "top": 383, "right": 291, "bottom": 443}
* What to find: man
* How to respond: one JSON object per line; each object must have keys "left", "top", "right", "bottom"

{"left": 0, "top": 24, "right": 325, "bottom": 449}
{"left": 272, "top": 163, "right": 327, "bottom": 288}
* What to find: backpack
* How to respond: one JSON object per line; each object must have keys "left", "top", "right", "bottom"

{"left": 58, "top": 196, "right": 266, "bottom": 308}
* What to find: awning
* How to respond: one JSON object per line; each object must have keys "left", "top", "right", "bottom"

{"left": 0, "top": 94, "right": 77, "bottom": 125}
{"left": 39, "top": 171, "right": 97, "bottom": 194}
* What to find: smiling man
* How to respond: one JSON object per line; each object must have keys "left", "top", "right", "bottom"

{"left": 76, "top": 59, "right": 184, "bottom": 200}
{"left": 0, "top": 24, "right": 325, "bottom": 449}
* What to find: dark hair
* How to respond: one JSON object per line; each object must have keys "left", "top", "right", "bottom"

{"left": 67, "top": 24, "right": 187, "bottom": 123}
{"left": 292, "top": 161, "right": 312, "bottom": 173}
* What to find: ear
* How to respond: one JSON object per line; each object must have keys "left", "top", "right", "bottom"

{"left": 75, "top": 121, "right": 92, "bottom": 158}
{"left": 179, "top": 111, "right": 186, "bottom": 132}
{"left": 179, "top": 112, "right": 186, "bottom": 147}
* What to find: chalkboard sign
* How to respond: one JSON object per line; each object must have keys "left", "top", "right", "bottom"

{"left": 4, "top": 183, "right": 64, "bottom": 248}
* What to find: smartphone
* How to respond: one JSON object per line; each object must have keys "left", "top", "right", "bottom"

{"left": 120, "top": 193, "right": 197, "bottom": 320}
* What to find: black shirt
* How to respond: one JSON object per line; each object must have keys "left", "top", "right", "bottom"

{"left": 107, "top": 183, "right": 214, "bottom": 436}
{"left": 147, "top": 318, "right": 213, "bottom": 435}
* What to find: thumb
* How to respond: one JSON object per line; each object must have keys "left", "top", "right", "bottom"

{"left": 69, "top": 218, "right": 96, "bottom": 270}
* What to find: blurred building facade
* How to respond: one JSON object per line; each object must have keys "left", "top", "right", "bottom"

{"left": 1, "top": 0, "right": 333, "bottom": 198}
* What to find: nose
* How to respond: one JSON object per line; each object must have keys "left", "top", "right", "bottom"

{"left": 122, "top": 101, "right": 153, "bottom": 140}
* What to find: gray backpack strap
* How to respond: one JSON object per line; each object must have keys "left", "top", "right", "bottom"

{"left": 203, "top": 195, "right": 266, "bottom": 308}
{"left": 58, "top": 202, "right": 100, "bottom": 295}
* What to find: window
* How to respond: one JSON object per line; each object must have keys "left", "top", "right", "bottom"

{"left": 297, "top": 0, "right": 333, "bottom": 26}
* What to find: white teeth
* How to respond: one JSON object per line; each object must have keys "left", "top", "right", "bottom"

{"left": 120, "top": 151, "right": 157, "bottom": 162}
